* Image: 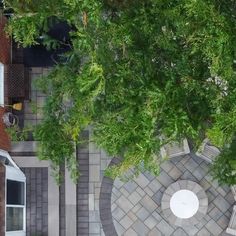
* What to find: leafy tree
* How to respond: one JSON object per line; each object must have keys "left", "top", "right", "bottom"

{"left": 4, "top": 0, "right": 236, "bottom": 182}
{"left": 211, "top": 138, "right": 236, "bottom": 186}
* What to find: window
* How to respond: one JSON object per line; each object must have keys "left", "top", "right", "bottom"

{"left": 6, "top": 180, "right": 25, "bottom": 233}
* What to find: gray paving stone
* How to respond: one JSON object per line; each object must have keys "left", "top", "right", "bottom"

{"left": 123, "top": 181, "right": 138, "bottom": 193}
{"left": 134, "top": 173, "right": 150, "bottom": 188}
{"left": 152, "top": 191, "right": 163, "bottom": 205}
{"left": 113, "top": 219, "right": 126, "bottom": 235}
{"left": 116, "top": 196, "right": 133, "bottom": 213}
{"left": 205, "top": 219, "right": 223, "bottom": 235}
{"left": 112, "top": 207, "right": 126, "bottom": 221}
{"left": 132, "top": 220, "right": 149, "bottom": 236}
{"left": 217, "top": 214, "right": 230, "bottom": 230}
{"left": 148, "top": 178, "right": 162, "bottom": 193}
{"left": 172, "top": 228, "right": 188, "bottom": 236}
{"left": 209, "top": 206, "right": 223, "bottom": 221}
{"left": 213, "top": 195, "right": 231, "bottom": 212}
{"left": 196, "top": 227, "right": 211, "bottom": 236}
{"left": 141, "top": 195, "right": 158, "bottom": 213}
{"left": 157, "top": 219, "right": 175, "bottom": 236}
{"left": 123, "top": 228, "right": 138, "bottom": 236}
{"left": 128, "top": 191, "right": 142, "bottom": 205}
{"left": 144, "top": 215, "right": 157, "bottom": 229}
{"left": 89, "top": 222, "right": 100, "bottom": 234}
{"left": 136, "top": 207, "right": 150, "bottom": 221}
{"left": 182, "top": 225, "right": 199, "bottom": 236}
{"left": 160, "top": 161, "right": 173, "bottom": 172}
{"left": 168, "top": 166, "right": 182, "bottom": 180}
{"left": 89, "top": 165, "right": 100, "bottom": 182}
{"left": 144, "top": 186, "right": 155, "bottom": 197}
{"left": 120, "top": 215, "right": 133, "bottom": 229}
{"left": 157, "top": 171, "right": 174, "bottom": 187}
{"left": 132, "top": 203, "right": 142, "bottom": 213}
{"left": 148, "top": 227, "right": 163, "bottom": 236}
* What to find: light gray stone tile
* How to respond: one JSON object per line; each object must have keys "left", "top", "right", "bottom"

{"left": 120, "top": 187, "right": 130, "bottom": 197}
{"left": 128, "top": 191, "right": 142, "bottom": 205}
{"left": 114, "top": 178, "right": 124, "bottom": 189}
{"left": 172, "top": 228, "right": 188, "bottom": 236}
{"left": 89, "top": 153, "right": 100, "bottom": 164}
{"left": 120, "top": 215, "right": 133, "bottom": 229}
{"left": 89, "top": 165, "right": 100, "bottom": 182}
{"left": 157, "top": 171, "right": 173, "bottom": 187}
{"left": 132, "top": 220, "right": 149, "bottom": 236}
{"left": 123, "top": 181, "right": 138, "bottom": 193}
{"left": 148, "top": 227, "right": 163, "bottom": 236}
{"left": 141, "top": 195, "right": 158, "bottom": 213}
{"left": 134, "top": 173, "right": 150, "bottom": 188}
{"left": 144, "top": 215, "right": 156, "bottom": 229}
{"left": 112, "top": 207, "right": 126, "bottom": 221}
{"left": 132, "top": 203, "right": 142, "bottom": 213}
{"left": 127, "top": 210, "right": 138, "bottom": 222}
{"left": 148, "top": 179, "right": 162, "bottom": 193}
{"left": 113, "top": 219, "right": 126, "bottom": 235}
{"left": 136, "top": 187, "right": 145, "bottom": 197}
{"left": 160, "top": 161, "right": 173, "bottom": 173}
{"left": 136, "top": 207, "right": 150, "bottom": 221}
{"left": 152, "top": 211, "right": 162, "bottom": 221}
{"left": 124, "top": 228, "right": 138, "bottom": 236}
{"left": 116, "top": 196, "right": 133, "bottom": 213}
{"left": 168, "top": 166, "right": 182, "bottom": 180}
{"left": 157, "top": 219, "right": 174, "bottom": 236}
{"left": 213, "top": 194, "right": 231, "bottom": 212}
{"left": 89, "top": 222, "right": 100, "bottom": 234}
{"left": 112, "top": 186, "right": 122, "bottom": 198}
{"left": 205, "top": 219, "right": 223, "bottom": 235}
{"left": 197, "top": 227, "right": 211, "bottom": 236}
{"left": 217, "top": 214, "right": 230, "bottom": 230}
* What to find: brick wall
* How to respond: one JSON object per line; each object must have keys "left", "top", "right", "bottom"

{"left": 0, "top": 16, "right": 11, "bottom": 64}
{"left": 0, "top": 163, "right": 5, "bottom": 236}
{"left": 0, "top": 107, "right": 10, "bottom": 151}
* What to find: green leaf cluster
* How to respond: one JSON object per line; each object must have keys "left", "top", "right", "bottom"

{"left": 5, "top": 0, "right": 236, "bottom": 182}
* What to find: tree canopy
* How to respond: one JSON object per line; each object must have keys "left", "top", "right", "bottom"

{"left": 4, "top": 0, "right": 236, "bottom": 183}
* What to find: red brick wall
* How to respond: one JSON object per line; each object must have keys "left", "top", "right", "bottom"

{"left": 0, "top": 107, "right": 11, "bottom": 151}
{"left": 0, "top": 16, "right": 11, "bottom": 64}
{"left": 0, "top": 163, "right": 5, "bottom": 236}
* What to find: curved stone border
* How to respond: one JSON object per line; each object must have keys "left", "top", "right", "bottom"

{"left": 161, "top": 180, "right": 208, "bottom": 227}
{"left": 99, "top": 157, "right": 120, "bottom": 236}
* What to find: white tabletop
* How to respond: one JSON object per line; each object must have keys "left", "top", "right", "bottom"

{"left": 170, "top": 190, "right": 199, "bottom": 219}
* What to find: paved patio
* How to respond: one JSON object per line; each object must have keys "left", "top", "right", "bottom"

{"left": 107, "top": 154, "right": 234, "bottom": 236}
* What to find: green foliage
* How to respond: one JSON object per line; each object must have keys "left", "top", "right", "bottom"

{"left": 5, "top": 0, "right": 236, "bottom": 182}
{"left": 211, "top": 138, "right": 236, "bottom": 186}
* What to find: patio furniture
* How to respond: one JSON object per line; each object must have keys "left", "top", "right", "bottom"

{"left": 161, "top": 180, "right": 208, "bottom": 227}
{"left": 231, "top": 186, "right": 236, "bottom": 201}
{"left": 226, "top": 205, "right": 236, "bottom": 235}
{"left": 196, "top": 138, "right": 220, "bottom": 163}
{"left": 160, "top": 138, "right": 190, "bottom": 159}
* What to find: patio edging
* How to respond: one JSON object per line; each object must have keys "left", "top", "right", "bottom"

{"left": 99, "top": 157, "right": 120, "bottom": 236}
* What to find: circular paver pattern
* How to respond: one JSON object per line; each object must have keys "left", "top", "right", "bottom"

{"left": 106, "top": 154, "right": 235, "bottom": 236}
{"left": 161, "top": 180, "right": 208, "bottom": 227}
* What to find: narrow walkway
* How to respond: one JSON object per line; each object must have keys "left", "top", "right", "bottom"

{"left": 77, "top": 130, "right": 90, "bottom": 235}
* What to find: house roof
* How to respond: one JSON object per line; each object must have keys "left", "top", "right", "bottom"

{"left": 0, "top": 16, "right": 11, "bottom": 64}
{"left": 0, "top": 107, "right": 10, "bottom": 151}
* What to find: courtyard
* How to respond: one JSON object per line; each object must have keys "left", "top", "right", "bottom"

{"left": 107, "top": 154, "right": 234, "bottom": 236}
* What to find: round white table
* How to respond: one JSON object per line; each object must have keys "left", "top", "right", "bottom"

{"left": 170, "top": 189, "right": 199, "bottom": 219}
{"left": 161, "top": 180, "right": 208, "bottom": 227}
